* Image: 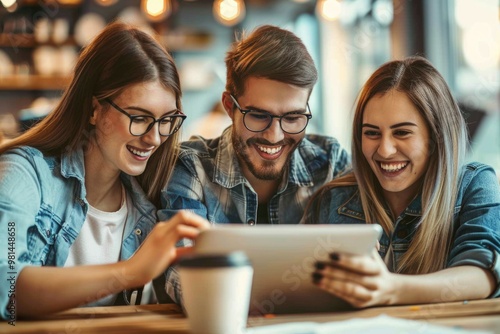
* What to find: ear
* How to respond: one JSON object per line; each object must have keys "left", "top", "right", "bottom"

{"left": 89, "top": 97, "right": 100, "bottom": 126}
{"left": 221, "top": 92, "right": 235, "bottom": 120}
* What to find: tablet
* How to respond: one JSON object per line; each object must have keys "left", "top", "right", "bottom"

{"left": 194, "top": 224, "right": 383, "bottom": 315}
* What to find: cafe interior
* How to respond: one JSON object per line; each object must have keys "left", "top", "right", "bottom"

{"left": 0, "top": 0, "right": 498, "bottom": 173}
{"left": 0, "top": 0, "right": 499, "bottom": 332}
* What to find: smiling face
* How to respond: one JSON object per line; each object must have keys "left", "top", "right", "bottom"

{"left": 225, "top": 77, "right": 310, "bottom": 183}
{"left": 361, "top": 90, "right": 431, "bottom": 205}
{"left": 89, "top": 80, "right": 177, "bottom": 177}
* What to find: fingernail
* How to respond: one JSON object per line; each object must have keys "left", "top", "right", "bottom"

{"left": 314, "top": 261, "right": 325, "bottom": 270}
{"left": 329, "top": 253, "right": 339, "bottom": 261}
{"left": 312, "top": 272, "right": 323, "bottom": 284}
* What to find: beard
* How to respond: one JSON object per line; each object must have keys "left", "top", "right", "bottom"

{"left": 232, "top": 131, "right": 300, "bottom": 181}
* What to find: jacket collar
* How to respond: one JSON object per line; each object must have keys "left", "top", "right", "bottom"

{"left": 60, "top": 147, "right": 87, "bottom": 200}
{"left": 340, "top": 190, "right": 423, "bottom": 221}
{"left": 60, "top": 146, "right": 156, "bottom": 218}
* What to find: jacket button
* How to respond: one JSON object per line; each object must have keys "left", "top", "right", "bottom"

{"left": 247, "top": 220, "right": 255, "bottom": 226}
{"left": 134, "top": 229, "right": 142, "bottom": 236}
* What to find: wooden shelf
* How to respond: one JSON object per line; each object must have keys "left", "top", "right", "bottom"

{"left": 0, "top": 75, "right": 70, "bottom": 90}
{"left": 0, "top": 34, "right": 77, "bottom": 48}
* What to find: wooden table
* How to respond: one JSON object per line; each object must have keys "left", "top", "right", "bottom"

{"left": 1, "top": 298, "right": 499, "bottom": 333}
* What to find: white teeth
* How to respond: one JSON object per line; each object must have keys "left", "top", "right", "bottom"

{"left": 257, "top": 145, "right": 282, "bottom": 154}
{"left": 129, "top": 147, "right": 151, "bottom": 157}
{"left": 380, "top": 162, "right": 408, "bottom": 172}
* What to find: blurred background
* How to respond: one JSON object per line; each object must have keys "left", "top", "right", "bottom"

{"left": 0, "top": 0, "right": 498, "bottom": 173}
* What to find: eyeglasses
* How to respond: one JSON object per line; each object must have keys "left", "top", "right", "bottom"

{"left": 230, "top": 95, "right": 312, "bottom": 134}
{"left": 105, "top": 98, "right": 186, "bottom": 137}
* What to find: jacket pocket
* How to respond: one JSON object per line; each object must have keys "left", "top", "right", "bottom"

{"left": 26, "top": 204, "right": 60, "bottom": 265}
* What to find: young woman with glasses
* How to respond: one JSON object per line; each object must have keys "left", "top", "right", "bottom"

{"left": 0, "top": 22, "right": 209, "bottom": 319}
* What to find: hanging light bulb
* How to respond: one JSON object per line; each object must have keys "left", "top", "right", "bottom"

{"left": 213, "top": 0, "right": 245, "bottom": 26}
{"left": 141, "top": 0, "right": 171, "bottom": 22}
{"left": 316, "top": 0, "right": 342, "bottom": 21}
{"left": 95, "top": 0, "right": 118, "bottom": 6}
{"left": 57, "top": 0, "right": 82, "bottom": 4}
{"left": 1, "top": 0, "right": 16, "bottom": 8}
{"left": 1, "top": 0, "right": 16, "bottom": 12}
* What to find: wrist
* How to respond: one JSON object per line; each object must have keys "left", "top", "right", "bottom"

{"left": 116, "top": 259, "right": 147, "bottom": 289}
{"left": 386, "top": 272, "right": 404, "bottom": 305}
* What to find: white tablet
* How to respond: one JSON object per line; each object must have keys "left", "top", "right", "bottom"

{"left": 194, "top": 224, "right": 383, "bottom": 315}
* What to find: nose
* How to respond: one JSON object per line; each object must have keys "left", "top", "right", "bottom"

{"left": 262, "top": 117, "right": 285, "bottom": 143}
{"left": 377, "top": 135, "right": 397, "bottom": 158}
{"left": 141, "top": 122, "right": 162, "bottom": 146}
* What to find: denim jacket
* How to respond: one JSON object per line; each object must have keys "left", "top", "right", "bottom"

{"left": 0, "top": 146, "right": 158, "bottom": 320}
{"left": 303, "top": 162, "right": 500, "bottom": 298}
{"left": 158, "top": 127, "right": 350, "bottom": 304}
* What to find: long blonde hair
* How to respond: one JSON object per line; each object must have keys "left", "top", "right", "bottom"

{"left": 0, "top": 22, "right": 182, "bottom": 207}
{"left": 308, "top": 57, "right": 468, "bottom": 274}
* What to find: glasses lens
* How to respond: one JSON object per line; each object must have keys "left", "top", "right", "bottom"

{"left": 281, "top": 114, "right": 309, "bottom": 134}
{"left": 244, "top": 111, "right": 309, "bottom": 134}
{"left": 244, "top": 111, "right": 272, "bottom": 132}
{"left": 159, "top": 116, "right": 184, "bottom": 136}
{"left": 130, "top": 116, "right": 155, "bottom": 136}
{"left": 128, "top": 115, "right": 185, "bottom": 136}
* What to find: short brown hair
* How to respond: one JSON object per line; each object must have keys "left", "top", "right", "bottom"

{"left": 225, "top": 25, "right": 317, "bottom": 97}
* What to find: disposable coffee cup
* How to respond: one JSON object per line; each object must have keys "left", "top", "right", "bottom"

{"left": 178, "top": 251, "right": 253, "bottom": 334}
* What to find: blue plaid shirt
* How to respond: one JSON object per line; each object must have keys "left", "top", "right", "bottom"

{"left": 158, "top": 127, "right": 350, "bottom": 304}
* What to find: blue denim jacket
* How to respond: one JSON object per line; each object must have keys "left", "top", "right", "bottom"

{"left": 158, "top": 127, "right": 350, "bottom": 304}
{"left": 0, "top": 146, "right": 158, "bottom": 320}
{"left": 303, "top": 162, "right": 500, "bottom": 298}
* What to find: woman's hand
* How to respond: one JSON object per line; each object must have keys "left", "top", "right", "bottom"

{"left": 312, "top": 249, "right": 399, "bottom": 308}
{"left": 125, "top": 211, "right": 210, "bottom": 287}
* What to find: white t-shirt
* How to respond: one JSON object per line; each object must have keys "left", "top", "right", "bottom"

{"left": 65, "top": 187, "right": 152, "bottom": 306}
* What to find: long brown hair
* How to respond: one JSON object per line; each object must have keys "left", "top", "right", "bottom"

{"left": 0, "top": 22, "right": 182, "bottom": 207}
{"left": 307, "top": 56, "right": 468, "bottom": 274}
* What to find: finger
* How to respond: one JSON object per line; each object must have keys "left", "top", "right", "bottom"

{"left": 329, "top": 253, "right": 381, "bottom": 276}
{"left": 317, "top": 276, "right": 373, "bottom": 307}
{"left": 147, "top": 223, "right": 202, "bottom": 246}
{"left": 372, "top": 248, "right": 385, "bottom": 262}
{"left": 166, "top": 211, "right": 211, "bottom": 229}
{"left": 172, "top": 224, "right": 205, "bottom": 240}
{"left": 320, "top": 266, "right": 378, "bottom": 290}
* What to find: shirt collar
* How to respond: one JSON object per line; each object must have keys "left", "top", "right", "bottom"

{"left": 213, "top": 127, "right": 248, "bottom": 188}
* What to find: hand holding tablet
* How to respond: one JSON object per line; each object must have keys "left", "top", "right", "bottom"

{"left": 193, "top": 224, "right": 382, "bottom": 315}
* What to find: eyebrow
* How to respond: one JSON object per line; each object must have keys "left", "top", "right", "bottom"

{"left": 245, "top": 105, "right": 309, "bottom": 115}
{"left": 125, "top": 106, "right": 179, "bottom": 117}
{"left": 362, "top": 122, "right": 418, "bottom": 129}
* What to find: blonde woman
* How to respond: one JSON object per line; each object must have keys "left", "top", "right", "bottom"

{"left": 304, "top": 56, "right": 500, "bottom": 307}
{"left": 0, "top": 22, "right": 208, "bottom": 319}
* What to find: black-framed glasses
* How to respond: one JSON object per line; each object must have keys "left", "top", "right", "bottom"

{"left": 105, "top": 98, "right": 186, "bottom": 137}
{"left": 230, "top": 95, "right": 312, "bottom": 134}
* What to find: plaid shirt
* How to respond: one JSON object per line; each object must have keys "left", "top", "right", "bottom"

{"left": 158, "top": 127, "right": 350, "bottom": 305}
